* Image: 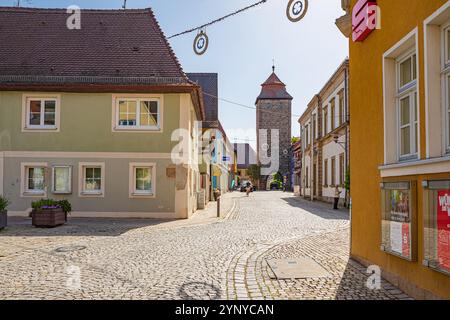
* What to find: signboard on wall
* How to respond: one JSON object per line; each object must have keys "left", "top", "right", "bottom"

{"left": 387, "top": 189, "right": 412, "bottom": 259}
{"left": 437, "top": 190, "right": 450, "bottom": 272}
{"left": 352, "top": 0, "right": 378, "bottom": 42}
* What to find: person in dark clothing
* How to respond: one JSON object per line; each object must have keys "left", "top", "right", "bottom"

{"left": 334, "top": 186, "right": 342, "bottom": 210}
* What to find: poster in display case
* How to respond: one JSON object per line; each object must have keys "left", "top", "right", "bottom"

{"left": 381, "top": 181, "right": 416, "bottom": 261}
{"left": 424, "top": 181, "right": 450, "bottom": 275}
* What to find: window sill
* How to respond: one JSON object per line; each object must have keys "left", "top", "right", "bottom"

{"left": 80, "top": 191, "right": 104, "bottom": 197}
{"left": 113, "top": 127, "right": 161, "bottom": 133}
{"left": 52, "top": 191, "right": 72, "bottom": 195}
{"left": 379, "top": 155, "right": 450, "bottom": 177}
{"left": 130, "top": 192, "right": 155, "bottom": 199}
{"left": 23, "top": 127, "right": 58, "bottom": 132}
{"left": 22, "top": 191, "right": 46, "bottom": 197}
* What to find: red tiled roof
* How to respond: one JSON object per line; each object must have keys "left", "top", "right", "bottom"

{"left": 0, "top": 7, "right": 187, "bottom": 81}
{"left": 256, "top": 72, "right": 293, "bottom": 103}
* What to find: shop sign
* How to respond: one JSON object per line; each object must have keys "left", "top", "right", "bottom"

{"left": 352, "top": 0, "right": 378, "bottom": 42}
{"left": 437, "top": 190, "right": 450, "bottom": 271}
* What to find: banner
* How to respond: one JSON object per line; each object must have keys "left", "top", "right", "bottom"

{"left": 437, "top": 190, "right": 450, "bottom": 271}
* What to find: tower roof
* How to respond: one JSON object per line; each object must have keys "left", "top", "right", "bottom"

{"left": 256, "top": 71, "right": 293, "bottom": 104}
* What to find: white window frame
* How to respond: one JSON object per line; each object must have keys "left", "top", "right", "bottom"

{"left": 383, "top": 28, "right": 420, "bottom": 165}
{"left": 442, "top": 22, "right": 450, "bottom": 153}
{"left": 112, "top": 95, "right": 163, "bottom": 132}
{"left": 20, "top": 162, "right": 48, "bottom": 197}
{"left": 129, "top": 163, "right": 156, "bottom": 198}
{"left": 396, "top": 50, "right": 418, "bottom": 161}
{"left": 78, "top": 162, "right": 105, "bottom": 197}
{"left": 52, "top": 166, "right": 72, "bottom": 194}
{"left": 22, "top": 94, "right": 60, "bottom": 132}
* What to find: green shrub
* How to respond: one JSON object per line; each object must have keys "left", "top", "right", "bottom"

{"left": 57, "top": 200, "right": 72, "bottom": 214}
{"left": 31, "top": 199, "right": 72, "bottom": 214}
{"left": 0, "top": 196, "right": 9, "bottom": 211}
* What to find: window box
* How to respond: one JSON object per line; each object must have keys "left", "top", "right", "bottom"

{"left": 423, "top": 180, "right": 450, "bottom": 276}
{"left": 380, "top": 181, "right": 418, "bottom": 261}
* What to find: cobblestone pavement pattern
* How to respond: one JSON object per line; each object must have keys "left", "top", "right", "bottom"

{"left": 0, "top": 192, "right": 410, "bottom": 300}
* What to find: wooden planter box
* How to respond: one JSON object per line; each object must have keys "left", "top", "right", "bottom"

{"left": 32, "top": 208, "right": 66, "bottom": 228}
{"left": 0, "top": 210, "right": 6, "bottom": 230}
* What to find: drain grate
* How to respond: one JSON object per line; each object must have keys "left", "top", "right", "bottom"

{"left": 54, "top": 245, "right": 87, "bottom": 253}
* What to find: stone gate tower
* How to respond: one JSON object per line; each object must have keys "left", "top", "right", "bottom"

{"left": 256, "top": 66, "right": 293, "bottom": 190}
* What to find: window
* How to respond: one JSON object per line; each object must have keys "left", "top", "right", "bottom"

{"left": 27, "top": 167, "right": 45, "bottom": 193}
{"left": 330, "top": 100, "right": 336, "bottom": 131}
{"left": 305, "top": 124, "right": 309, "bottom": 147}
{"left": 24, "top": 96, "right": 59, "bottom": 130}
{"left": 397, "top": 51, "right": 418, "bottom": 160}
{"left": 21, "top": 163, "right": 47, "bottom": 197}
{"left": 52, "top": 166, "right": 72, "bottom": 194}
{"left": 79, "top": 163, "right": 105, "bottom": 196}
{"left": 339, "top": 154, "right": 345, "bottom": 186}
{"left": 339, "top": 90, "right": 345, "bottom": 126}
{"left": 382, "top": 29, "right": 419, "bottom": 165}
{"left": 324, "top": 159, "right": 328, "bottom": 187}
{"left": 129, "top": 163, "right": 156, "bottom": 198}
{"left": 115, "top": 98, "right": 160, "bottom": 130}
{"left": 312, "top": 116, "right": 316, "bottom": 141}
{"left": 331, "top": 157, "right": 336, "bottom": 186}
{"left": 323, "top": 106, "right": 328, "bottom": 135}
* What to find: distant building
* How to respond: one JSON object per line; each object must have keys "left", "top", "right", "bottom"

{"left": 292, "top": 140, "right": 302, "bottom": 195}
{"left": 256, "top": 67, "right": 293, "bottom": 190}
{"left": 299, "top": 59, "right": 349, "bottom": 205}
{"left": 187, "top": 73, "right": 235, "bottom": 200}
{"left": 233, "top": 143, "right": 257, "bottom": 185}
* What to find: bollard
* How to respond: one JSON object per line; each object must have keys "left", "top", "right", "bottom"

{"left": 217, "top": 196, "right": 221, "bottom": 218}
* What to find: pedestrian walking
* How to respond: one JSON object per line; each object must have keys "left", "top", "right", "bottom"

{"left": 245, "top": 182, "right": 252, "bottom": 197}
{"left": 334, "top": 186, "right": 342, "bottom": 210}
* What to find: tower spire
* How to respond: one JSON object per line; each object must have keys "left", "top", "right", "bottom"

{"left": 272, "top": 58, "right": 275, "bottom": 73}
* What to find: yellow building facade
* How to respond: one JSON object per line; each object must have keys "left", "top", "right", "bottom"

{"left": 349, "top": 0, "right": 450, "bottom": 299}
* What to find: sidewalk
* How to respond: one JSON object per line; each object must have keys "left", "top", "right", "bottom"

{"left": 190, "top": 191, "right": 238, "bottom": 224}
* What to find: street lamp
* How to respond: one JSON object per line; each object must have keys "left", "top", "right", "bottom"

{"left": 333, "top": 135, "right": 345, "bottom": 150}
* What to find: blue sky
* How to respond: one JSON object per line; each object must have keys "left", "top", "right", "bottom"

{"left": 1, "top": 0, "right": 348, "bottom": 147}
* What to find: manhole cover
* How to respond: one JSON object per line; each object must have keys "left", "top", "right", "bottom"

{"left": 54, "top": 245, "right": 86, "bottom": 253}
{"left": 267, "top": 257, "right": 330, "bottom": 279}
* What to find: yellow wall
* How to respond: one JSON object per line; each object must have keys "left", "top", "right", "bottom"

{"left": 350, "top": 0, "right": 450, "bottom": 299}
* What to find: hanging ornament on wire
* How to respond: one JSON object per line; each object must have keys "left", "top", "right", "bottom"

{"left": 286, "top": 0, "right": 308, "bottom": 23}
{"left": 193, "top": 29, "right": 209, "bottom": 56}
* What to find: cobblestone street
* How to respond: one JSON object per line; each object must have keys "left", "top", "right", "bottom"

{"left": 0, "top": 192, "right": 410, "bottom": 300}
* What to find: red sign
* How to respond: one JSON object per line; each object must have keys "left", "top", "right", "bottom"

{"left": 438, "top": 190, "right": 450, "bottom": 271}
{"left": 352, "top": 0, "right": 377, "bottom": 42}
{"left": 402, "top": 223, "right": 410, "bottom": 258}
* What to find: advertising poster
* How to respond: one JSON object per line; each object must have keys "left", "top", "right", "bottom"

{"left": 388, "top": 190, "right": 411, "bottom": 258}
{"left": 437, "top": 190, "right": 450, "bottom": 271}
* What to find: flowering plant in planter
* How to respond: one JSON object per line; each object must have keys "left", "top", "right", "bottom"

{"left": 31, "top": 199, "right": 72, "bottom": 228}
{"left": 0, "top": 196, "right": 9, "bottom": 230}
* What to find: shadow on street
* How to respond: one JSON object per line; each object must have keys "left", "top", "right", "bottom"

{"left": 280, "top": 195, "right": 349, "bottom": 221}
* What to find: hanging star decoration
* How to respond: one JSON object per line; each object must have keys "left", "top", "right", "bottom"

{"left": 286, "top": 0, "right": 308, "bottom": 22}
